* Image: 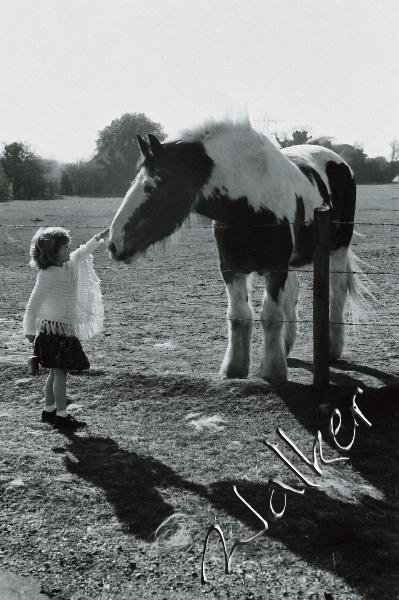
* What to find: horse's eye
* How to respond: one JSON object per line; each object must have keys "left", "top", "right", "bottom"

{"left": 144, "top": 184, "right": 154, "bottom": 195}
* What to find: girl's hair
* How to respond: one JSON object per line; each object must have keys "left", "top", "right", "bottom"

{"left": 29, "top": 227, "right": 71, "bottom": 269}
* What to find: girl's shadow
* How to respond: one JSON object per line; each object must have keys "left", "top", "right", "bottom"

{"left": 53, "top": 433, "right": 206, "bottom": 540}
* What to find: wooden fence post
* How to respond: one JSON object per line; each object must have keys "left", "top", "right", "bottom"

{"left": 313, "top": 206, "right": 330, "bottom": 389}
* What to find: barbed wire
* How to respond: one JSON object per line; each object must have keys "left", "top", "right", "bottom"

{"left": 0, "top": 309, "right": 399, "bottom": 328}
{"left": 2, "top": 264, "right": 398, "bottom": 276}
{"left": 2, "top": 220, "right": 399, "bottom": 229}
{"left": 95, "top": 266, "right": 397, "bottom": 276}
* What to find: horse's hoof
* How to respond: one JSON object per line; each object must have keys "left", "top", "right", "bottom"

{"left": 260, "top": 375, "right": 288, "bottom": 385}
{"left": 256, "top": 368, "right": 287, "bottom": 384}
{"left": 220, "top": 365, "right": 249, "bottom": 379}
{"left": 220, "top": 371, "right": 248, "bottom": 380}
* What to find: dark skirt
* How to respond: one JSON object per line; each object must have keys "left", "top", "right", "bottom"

{"left": 34, "top": 332, "right": 90, "bottom": 371}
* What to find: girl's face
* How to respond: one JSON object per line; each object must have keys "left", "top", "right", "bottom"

{"left": 56, "top": 242, "right": 71, "bottom": 265}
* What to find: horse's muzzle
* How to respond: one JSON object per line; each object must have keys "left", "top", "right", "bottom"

{"left": 108, "top": 240, "right": 118, "bottom": 258}
{"left": 108, "top": 240, "right": 134, "bottom": 264}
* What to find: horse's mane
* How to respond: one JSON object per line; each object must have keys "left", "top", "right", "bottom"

{"left": 178, "top": 117, "right": 279, "bottom": 153}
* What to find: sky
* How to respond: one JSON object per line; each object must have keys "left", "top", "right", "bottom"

{"left": 1, "top": 0, "right": 398, "bottom": 163}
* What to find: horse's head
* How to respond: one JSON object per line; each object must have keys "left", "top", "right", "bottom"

{"left": 108, "top": 134, "right": 214, "bottom": 263}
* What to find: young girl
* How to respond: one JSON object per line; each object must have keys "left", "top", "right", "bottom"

{"left": 23, "top": 226, "right": 109, "bottom": 431}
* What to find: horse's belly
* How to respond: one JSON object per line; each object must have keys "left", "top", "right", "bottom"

{"left": 214, "top": 221, "right": 294, "bottom": 278}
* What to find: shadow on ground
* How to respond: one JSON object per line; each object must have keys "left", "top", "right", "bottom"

{"left": 289, "top": 356, "right": 399, "bottom": 387}
{"left": 266, "top": 365, "right": 399, "bottom": 600}
{"left": 54, "top": 434, "right": 207, "bottom": 540}
{"left": 54, "top": 366, "right": 398, "bottom": 600}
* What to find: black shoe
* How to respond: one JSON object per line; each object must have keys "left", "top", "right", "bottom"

{"left": 41, "top": 409, "right": 56, "bottom": 425}
{"left": 54, "top": 414, "right": 87, "bottom": 431}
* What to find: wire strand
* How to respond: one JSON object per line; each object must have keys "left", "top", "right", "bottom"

{"left": 1, "top": 311, "right": 399, "bottom": 327}
{"left": 2, "top": 220, "right": 399, "bottom": 229}
{"left": 5, "top": 264, "right": 398, "bottom": 276}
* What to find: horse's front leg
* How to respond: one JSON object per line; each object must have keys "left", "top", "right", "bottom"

{"left": 258, "top": 271, "right": 288, "bottom": 382}
{"left": 220, "top": 272, "right": 253, "bottom": 379}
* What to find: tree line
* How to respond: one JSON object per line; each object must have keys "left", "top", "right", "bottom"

{"left": 0, "top": 113, "right": 165, "bottom": 202}
{"left": 1, "top": 114, "right": 398, "bottom": 202}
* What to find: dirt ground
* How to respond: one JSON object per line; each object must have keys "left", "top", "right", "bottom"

{"left": 0, "top": 185, "right": 398, "bottom": 600}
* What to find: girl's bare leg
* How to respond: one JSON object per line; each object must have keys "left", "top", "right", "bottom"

{"left": 53, "top": 368, "right": 68, "bottom": 414}
{"left": 44, "top": 369, "right": 55, "bottom": 408}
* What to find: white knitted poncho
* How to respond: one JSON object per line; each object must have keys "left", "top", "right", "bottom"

{"left": 23, "top": 237, "right": 104, "bottom": 340}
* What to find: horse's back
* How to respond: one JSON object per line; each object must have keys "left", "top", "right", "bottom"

{"left": 282, "top": 144, "right": 350, "bottom": 170}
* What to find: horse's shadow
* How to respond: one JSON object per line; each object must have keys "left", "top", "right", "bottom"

{"left": 207, "top": 469, "right": 399, "bottom": 599}
{"left": 288, "top": 356, "right": 399, "bottom": 388}
{"left": 258, "top": 376, "right": 399, "bottom": 599}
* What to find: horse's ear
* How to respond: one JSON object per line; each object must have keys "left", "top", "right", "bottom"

{"left": 148, "top": 134, "right": 164, "bottom": 156}
{"left": 137, "top": 135, "right": 151, "bottom": 158}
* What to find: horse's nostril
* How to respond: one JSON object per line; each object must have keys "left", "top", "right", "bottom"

{"left": 108, "top": 241, "right": 117, "bottom": 256}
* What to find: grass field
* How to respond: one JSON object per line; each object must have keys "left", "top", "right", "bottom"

{"left": 0, "top": 185, "right": 399, "bottom": 599}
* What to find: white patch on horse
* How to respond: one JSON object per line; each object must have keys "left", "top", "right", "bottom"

{"left": 282, "top": 144, "right": 351, "bottom": 191}
{"left": 183, "top": 120, "right": 319, "bottom": 222}
{"left": 258, "top": 286, "right": 287, "bottom": 381}
{"left": 142, "top": 176, "right": 157, "bottom": 190}
{"left": 221, "top": 274, "right": 254, "bottom": 379}
{"left": 109, "top": 168, "right": 152, "bottom": 255}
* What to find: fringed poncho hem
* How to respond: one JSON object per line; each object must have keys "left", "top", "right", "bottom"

{"left": 36, "top": 317, "right": 103, "bottom": 340}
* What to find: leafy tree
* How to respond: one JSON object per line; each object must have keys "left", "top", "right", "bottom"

{"left": 60, "top": 158, "right": 107, "bottom": 197}
{"left": 311, "top": 136, "right": 334, "bottom": 150}
{"left": 94, "top": 112, "right": 166, "bottom": 194}
{"left": 390, "top": 160, "right": 399, "bottom": 181}
{"left": 2, "top": 142, "right": 31, "bottom": 198}
{"left": 275, "top": 129, "right": 312, "bottom": 147}
{"left": 60, "top": 170, "right": 74, "bottom": 196}
{"left": 364, "top": 156, "right": 391, "bottom": 184}
{"left": 0, "top": 163, "right": 12, "bottom": 202}
{"left": 1, "top": 142, "right": 54, "bottom": 199}
{"left": 41, "top": 159, "right": 62, "bottom": 198}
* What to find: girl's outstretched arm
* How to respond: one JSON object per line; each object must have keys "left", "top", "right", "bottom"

{"left": 70, "top": 229, "right": 109, "bottom": 262}
{"left": 95, "top": 228, "right": 109, "bottom": 241}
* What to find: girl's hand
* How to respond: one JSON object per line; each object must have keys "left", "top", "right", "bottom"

{"left": 26, "top": 335, "right": 35, "bottom": 343}
{"left": 95, "top": 228, "right": 110, "bottom": 241}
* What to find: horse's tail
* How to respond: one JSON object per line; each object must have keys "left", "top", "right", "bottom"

{"left": 345, "top": 247, "right": 378, "bottom": 325}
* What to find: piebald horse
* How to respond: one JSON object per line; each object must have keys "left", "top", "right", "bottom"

{"left": 109, "top": 119, "right": 360, "bottom": 382}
